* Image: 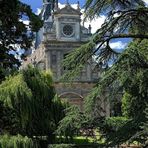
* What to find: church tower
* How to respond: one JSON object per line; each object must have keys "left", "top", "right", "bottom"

{"left": 22, "top": 1, "right": 109, "bottom": 114}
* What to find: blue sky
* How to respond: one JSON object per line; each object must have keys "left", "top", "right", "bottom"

{"left": 21, "top": 0, "right": 85, "bottom": 13}
{"left": 21, "top": 0, "right": 148, "bottom": 13}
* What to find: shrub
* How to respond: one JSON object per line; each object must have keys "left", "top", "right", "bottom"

{"left": 0, "top": 134, "right": 39, "bottom": 148}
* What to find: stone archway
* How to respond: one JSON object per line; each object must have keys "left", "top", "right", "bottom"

{"left": 59, "top": 92, "right": 84, "bottom": 110}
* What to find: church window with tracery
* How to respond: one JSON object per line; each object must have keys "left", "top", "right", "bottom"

{"left": 63, "top": 25, "right": 73, "bottom": 36}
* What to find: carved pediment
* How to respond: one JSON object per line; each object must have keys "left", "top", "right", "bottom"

{"left": 54, "top": 4, "right": 81, "bottom": 15}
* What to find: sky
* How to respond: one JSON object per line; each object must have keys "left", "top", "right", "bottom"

{"left": 21, "top": 0, "right": 86, "bottom": 12}
{"left": 21, "top": 0, "right": 148, "bottom": 50}
{"left": 21, "top": 0, "right": 148, "bottom": 17}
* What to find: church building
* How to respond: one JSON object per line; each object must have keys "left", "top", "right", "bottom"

{"left": 22, "top": 0, "right": 110, "bottom": 115}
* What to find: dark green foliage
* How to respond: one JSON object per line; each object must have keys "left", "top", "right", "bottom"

{"left": 49, "top": 144, "right": 106, "bottom": 148}
{"left": 132, "top": 106, "right": 148, "bottom": 147}
{"left": 51, "top": 95, "right": 69, "bottom": 128}
{"left": 62, "top": 38, "right": 148, "bottom": 145}
{"left": 62, "top": 1, "right": 148, "bottom": 81}
{"left": 105, "top": 117, "right": 129, "bottom": 131}
{"left": 56, "top": 106, "right": 84, "bottom": 141}
{"left": 22, "top": 66, "right": 55, "bottom": 136}
{"left": 0, "top": 101, "right": 20, "bottom": 135}
{"left": 49, "top": 144, "right": 74, "bottom": 148}
{"left": 56, "top": 106, "right": 80, "bottom": 137}
{"left": 87, "top": 39, "right": 148, "bottom": 145}
{"left": 62, "top": 0, "right": 148, "bottom": 146}
{"left": 101, "top": 118, "right": 141, "bottom": 146}
{"left": 0, "top": 0, "right": 43, "bottom": 82}
{"left": 84, "top": 0, "right": 145, "bottom": 19}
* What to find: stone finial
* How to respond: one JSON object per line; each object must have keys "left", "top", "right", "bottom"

{"left": 66, "top": 0, "right": 69, "bottom": 5}
{"left": 77, "top": 1, "right": 80, "bottom": 11}
{"left": 43, "top": 0, "right": 49, "bottom": 4}
{"left": 54, "top": 0, "right": 58, "bottom": 11}
{"left": 88, "top": 24, "right": 92, "bottom": 34}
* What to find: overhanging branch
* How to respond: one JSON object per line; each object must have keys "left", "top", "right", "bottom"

{"left": 95, "top": 34, "right": 148, "bottom": 44}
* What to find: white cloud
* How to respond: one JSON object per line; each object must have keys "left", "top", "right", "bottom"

{"left": 58, "top": 3, "right": 77, "bottom": 9}
{"left": 36, "top": 8, "right": 42, "bottom": 15}
{"left": 19, "top": 19, "right": 30, "bottom": 25}
{"left": 110, "top": 41, "right": 127, "bottom": 49}
{"left": 83, "top": 16, "right": 106, "bottom": 33}
{"left": 22, "top": 20, "right": 30, "bottom": 25}
{"left": 143, "top": 0, "right": 148, "bottom": 5}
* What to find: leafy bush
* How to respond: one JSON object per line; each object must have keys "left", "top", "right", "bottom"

{"left": 0, "top": 66, "right": 55, "bottom": 136}
{"left": 0, "top": 134, "right": 39, "bottom": 148}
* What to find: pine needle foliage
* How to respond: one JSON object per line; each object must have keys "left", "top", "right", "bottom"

{"left": 56, "top": 105, "right": 84, "bottom": 141}
{"left": 85, "top": 39, "right": 148, "bottom": 145}
{"left": 61, "top": 0, "right": 148, "bottom": 146}
{"left": 62, "top": 0, "right": 148, "bottom": 80}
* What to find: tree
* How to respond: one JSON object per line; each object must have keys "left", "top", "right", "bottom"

{"left": 0, "top": 66, "right": 69, "bottom": 146}
{"left": 56, "top": 105, "right": 84, "bottom": 142}
{"left": 63, "top": 0, "right": 148, "bottom": 77}
{"left": 0, "top": 66, "right": 55, "bottom": 137}
{"left": 95, "top": 39, "right": 148, "bottom": 146}
{"left": 0, "top": 0, "right": 43, "bottom": 82}
{"left": 62, "top": 0, "right": 148, "bottom": 146}
{"left": 0, "top": 101, "right": 19, "bottom": 135}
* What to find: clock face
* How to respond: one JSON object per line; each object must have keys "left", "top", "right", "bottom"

{"left": 62, "top": 25, "right": 74, "bottom": 37}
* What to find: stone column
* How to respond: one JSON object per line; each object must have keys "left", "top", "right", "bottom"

{"left": 57, "top": 51, "right": 62, "bottom": 79}
{"left": 45, "top": 50, "right": 51, "bottom": 70}
{"left": 86, "top": 61, "right": 91, "bottom": 81}
{"left": 75, "top": 21, "right": 80, "bottom": 40}
{"left": 56, "top": 18, "right": 60, "bottom": 39}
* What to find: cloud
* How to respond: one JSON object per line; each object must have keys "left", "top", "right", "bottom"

{"left": 83, "top": 16, "right": 106, "bottom": 33}
{"left": 19, "top": 19, "right": 30, "bottom": 25}
{"left": 110, "top": 41, "right": 127, "bottom": 50}
{"left": 58, "top": 3, "right": 77, "bottom": 9}
{"left": 36, "top": 8, "right": 42, "bottom": 15}
{"left": 143, "top": 0, "right": 148, "bottom": 5}
{"left": 22, "top": 20, "right": 30, "bottom": 25}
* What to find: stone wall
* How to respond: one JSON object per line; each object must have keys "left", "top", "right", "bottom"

{"left": 54, "top": 82, "right": 110, "bottom": 116}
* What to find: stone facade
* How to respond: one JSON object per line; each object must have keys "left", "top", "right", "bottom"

{"left": 22, "top": 1, "right": 110, "bottom": 116}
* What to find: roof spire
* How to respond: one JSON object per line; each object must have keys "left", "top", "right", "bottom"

{"left": 77, "top": 1, "right": 80, "bottom": 11}
{"left": 66, "top": 0, "right": 69, "bottom": 5}
{"left": 54, "top": 0, "right": 59, "bottom": 11}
